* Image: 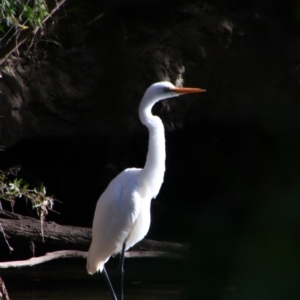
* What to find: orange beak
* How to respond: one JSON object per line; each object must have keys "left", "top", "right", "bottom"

{"left": 172, "top": 87, "right": 206, "bottom": 94}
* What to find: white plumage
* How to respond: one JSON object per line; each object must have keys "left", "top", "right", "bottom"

{"left": 86, "top": 81, "right": 205, "bottom": 275}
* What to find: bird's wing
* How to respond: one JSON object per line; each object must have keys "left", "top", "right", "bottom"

{"left": 105, "top": 171, "right": 142, "bottom": 252}
{"left": 87, "top": 170, "right": 141, "bottom": 273}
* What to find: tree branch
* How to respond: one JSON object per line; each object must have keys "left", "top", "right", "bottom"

{"left": 0, "top": 250, "right": 86, "bottom": 268}
{"left": 0, "top": 277, "right": 10, "bottom": 300}
{"left": 0, "top": 248, "right": 186, "bottom": 269}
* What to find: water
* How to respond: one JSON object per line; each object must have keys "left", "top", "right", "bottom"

{"left": 1, "top": 258, "right": 185, "bottom": 299}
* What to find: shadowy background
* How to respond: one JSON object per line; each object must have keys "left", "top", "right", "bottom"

{"left": 1, "top": 0, "right": 300, "bottom": 299}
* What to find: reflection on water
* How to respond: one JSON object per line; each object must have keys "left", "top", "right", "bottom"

{"left": 1, "top": 258, "right": 185, "bottom": 300}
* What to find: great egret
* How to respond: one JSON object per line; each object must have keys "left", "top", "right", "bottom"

{"left": 87, "top": 81, "right": 205, "bottom": 300}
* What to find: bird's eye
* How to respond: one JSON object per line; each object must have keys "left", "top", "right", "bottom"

{"left": 163, "top": 87, "right": 172, "bottom": 93}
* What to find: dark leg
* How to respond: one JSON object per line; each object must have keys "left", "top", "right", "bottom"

{"left": 118, "top": 242, "right": 126, "bottom": 300}
{"left": 103, "top": 266, "right": 118, "bottom": 300}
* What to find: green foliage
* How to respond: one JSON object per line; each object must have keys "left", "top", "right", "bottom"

{"left": 0, "top": 0, "right": 49, "bottom": 36}
{"left": 0, "top": 166, "right": 56, "bottom": 219}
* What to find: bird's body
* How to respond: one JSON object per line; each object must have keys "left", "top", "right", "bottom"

{"left": 86, "top": 82, "right": 205, "bottom": 299}
{"left": 87, "top": 168, "right": 153, "bottom": 274}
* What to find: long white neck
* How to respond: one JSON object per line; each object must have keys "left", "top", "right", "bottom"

{"left": 138, "top": 101, "right": 166, "bottom": 198}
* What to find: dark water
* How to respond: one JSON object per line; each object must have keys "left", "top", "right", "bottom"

{"left": 1, "top": 258, "right": 185, "bottom": 300}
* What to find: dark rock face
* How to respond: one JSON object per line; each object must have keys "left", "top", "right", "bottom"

{"left": 1, "top": 0, "right": 299, "bottom": 146}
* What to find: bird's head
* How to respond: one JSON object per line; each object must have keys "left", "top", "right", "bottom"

{"left": 140, "top": 81, "right": 206, "bottom": 109}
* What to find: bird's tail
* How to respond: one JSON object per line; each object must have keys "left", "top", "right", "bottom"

{"left": 86, "top": 243, "right": 105, "bottom": 274}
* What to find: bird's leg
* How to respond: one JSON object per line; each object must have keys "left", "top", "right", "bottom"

{"left": 118, "top": 242, "right": 126, "bottom": 300}
{"left": 103, "top": 266, "right": 118, "bottom": 300}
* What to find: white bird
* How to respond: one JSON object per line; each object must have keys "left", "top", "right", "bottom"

{"left": 86, "top": 81, "right": 205, "bottom": 300}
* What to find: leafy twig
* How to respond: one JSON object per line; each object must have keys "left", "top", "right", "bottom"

{"left": 0, "top": 166, "right": 58, "bottom": 242}
{"left": 0, "top": 0, "right": 68, "bottom": 65}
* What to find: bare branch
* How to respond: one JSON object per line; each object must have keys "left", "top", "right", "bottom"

{"left": 0, "top": 249, "right": 185, "bottom": 269}
{"left": 125, "top": 250, "right": 186, "bottom": 260}
{"left": 0, "top": 250, "right": 86, "bottom": 268}
{"left": 0, "top": 277, "right": 10, "bottom": 300}
{"left": 0, "top": 224, "right": 13, "bottom": 252}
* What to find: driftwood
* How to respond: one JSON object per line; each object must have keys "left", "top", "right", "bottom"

{"left": 0, "top": 210, "right": 189, "bottom": 269}
{"left": 0, "top": 250, "right": 87, "bottom": 269}
{"left": 0, "top": 249, "right": 185, "bottom": 269}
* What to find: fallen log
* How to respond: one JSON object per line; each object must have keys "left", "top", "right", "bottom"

{"left": 0, "top": 210, "right": 91, "bottom": 247}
